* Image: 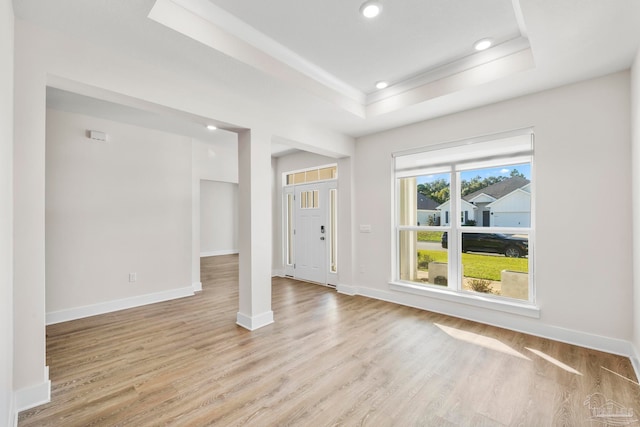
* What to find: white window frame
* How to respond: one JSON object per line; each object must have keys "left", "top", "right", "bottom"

{"left": 390, "top": 129, "right": 539, "bottom": 318}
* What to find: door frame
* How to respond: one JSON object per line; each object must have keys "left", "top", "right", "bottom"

{"left": 283, "top": 179, "right": 337, "bottom": 286}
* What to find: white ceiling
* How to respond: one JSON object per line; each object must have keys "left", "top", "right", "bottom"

{"left": 46, "top": 87, "right": 239, "bottom": 146}
{"left": 13, "top": 0, "right": 640, "bottom": 151}
{"left": 205, "top": 0, "right": 524, "bottom": 94}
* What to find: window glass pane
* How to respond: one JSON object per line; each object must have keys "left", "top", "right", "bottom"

{"left": 460, "top": 232, "right": 529, "bottom": 300}
{"left": 306, "top": 169, "right": 319, "bottom": 183}
{"left": 395, "top": 131, "right": 533, "bottom": 303}
{"left": 399, "top": 173, "right": 450, "bottom": 226}
{"left": 293, "top": 172, "right": 305, "bottom": 184}
{"left": 399, "top": 230, "right": 449, "bottom": 286}
{"left": 330, "top": 189, "right": 337, "bottom": 273}
{"left": 319, "top": 166, "right": 336, "bottom": 180}
{"left": 460, "top": 163, "right": 531, "bottom": 228}
{"left": 286, "top": 194, "right": 293, "bottom": 265}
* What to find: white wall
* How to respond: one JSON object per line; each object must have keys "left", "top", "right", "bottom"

{"left": 631, "top": 49, "right": 640, "bottom": 370}
{"left": 200, "top": 180, "right": 238, "bottom": 256}
{"left": 353, "top": 71, "right": 633, "bottom": 352}
{"left": 12, "top": 19, "right": 353, "bottom": 396}
{"left": 45, "top": 108, "right": 192, "bottom": 315}
{"left": 1, "top": 0, "right": 14, "bottom": 423}
{"left": 192, "top": 137, "right": 238, "bottom": 184}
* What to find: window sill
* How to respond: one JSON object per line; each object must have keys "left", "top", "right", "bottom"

{"left": 388, "top": 281, "right": 540, "bottom": 318}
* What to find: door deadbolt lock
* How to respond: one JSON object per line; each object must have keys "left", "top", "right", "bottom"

{"left": 320, "top": 225, "right": 325, "bottom": 233}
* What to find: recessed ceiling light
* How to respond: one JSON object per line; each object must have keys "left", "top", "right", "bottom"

{"left": 474, "top": 38, "right": 493, "bottom": 51}
{"left": 375, "top": 81, "right": 388, "bottom": 90}
{"left": 360, "top": 1, "right": 382, "bottom": 18}
{"left": 206, "top": 124, "right": 217, "bottom": 131}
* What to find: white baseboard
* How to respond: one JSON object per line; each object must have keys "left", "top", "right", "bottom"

{"left": 9, "top": 394, "right": 16, "bottom": 427}
{"left": 192, "top": 281, "right": 202, "bottom": 292}
{"left": 345, "top": 284, "right": 637, "bottom": 360}
{"left": 271, "top": 269, "right": 284, "bottom": 277}
{"left": 631, "top": 344, "right": 640, "bottom": 382}
{"left": 236, "top": 311, "right": 274, "bottom": 331}
{"left": 200, "top": 250, "right": 238, "bottom": 257}
{"left": 46, "top": 286, "right": 195, "bottom": 325}
{"left": 336, "top": 283, "right": 357, "bottom": 296}
{"left": 15, "top": 366, "right": 50, "bottom": 413}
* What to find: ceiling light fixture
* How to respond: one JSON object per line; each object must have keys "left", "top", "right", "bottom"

{"left": 375, "top": 81, "right": 388, "bottom": 90}
{"left": 206, "top": 124, "right": 217, "bottom": 131}
{"left": 474, "top": 38, "right": 493, "bottom": 51}
{"left": 360, "top": 1, "right": 382, "bottom": 18}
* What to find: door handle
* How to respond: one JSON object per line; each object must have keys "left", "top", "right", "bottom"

{"left": 320, "top": 236, "right": 325, "bottom": 241}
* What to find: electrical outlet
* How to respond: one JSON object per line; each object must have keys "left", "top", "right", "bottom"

{"left": 129, "top": 273, "right": 137, "bottom": 283}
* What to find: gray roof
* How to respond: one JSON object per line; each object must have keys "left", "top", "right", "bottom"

{"left": 463, "top": 176, "right": 530, "bottom": 202}
{"left": 417, "top": 193, "right": 440, "bottom": 210}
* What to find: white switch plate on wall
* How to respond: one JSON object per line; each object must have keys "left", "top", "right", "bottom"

{"left": 359, "top": 224, "right": 372, "bottom": 233}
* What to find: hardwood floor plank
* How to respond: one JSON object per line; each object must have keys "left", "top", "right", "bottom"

{"left": 19, "top": 254, "right": 640, "bottom": 426}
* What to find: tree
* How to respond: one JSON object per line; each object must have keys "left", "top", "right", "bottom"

{"left": 460, "top": 175, "right": 506, "bottom": 196}
{"left": 510, "top": 168, "right": 525, "bottom": 178}
{"left": 418, "top": 179, "right": 450, "bottom": 204}
{"left": 418, "top": 169, "right": 526, "bottom": 203}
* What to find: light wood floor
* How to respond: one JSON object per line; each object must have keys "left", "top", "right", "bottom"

{"left": 20, "top": 255, "right": 640, "bottom": 426}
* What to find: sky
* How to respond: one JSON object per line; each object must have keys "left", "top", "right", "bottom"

{"left": 417, "top": 163, "right": 531, "bottom": 185}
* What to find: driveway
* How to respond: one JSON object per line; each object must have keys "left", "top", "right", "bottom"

{"left": 417, "top": 241, "right": 443, "bottom": 251}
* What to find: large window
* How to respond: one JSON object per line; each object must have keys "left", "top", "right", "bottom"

{"left": 394, "top": 130, "right": 534, "bottom": 304}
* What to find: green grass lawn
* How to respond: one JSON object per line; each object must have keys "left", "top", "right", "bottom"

{"left": 417, "top": 231, "right": 444, "bottom": 242}
{"left": 418, "top": 249, "right": 528, "bottom": 281}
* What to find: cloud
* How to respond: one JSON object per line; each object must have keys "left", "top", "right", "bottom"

{"left": 500, "top": 168, "right": 510, "bottom": 174}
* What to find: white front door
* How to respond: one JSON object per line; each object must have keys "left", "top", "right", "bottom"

{"left": 294, "top": 182, "right": 327, "bottom": 283}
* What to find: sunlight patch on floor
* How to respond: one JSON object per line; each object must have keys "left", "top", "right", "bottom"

{"left": 600, "top": 366, "right": 639, "bottom": 386}
{"left": 435, "top": 323, "right": 530, "bottom": 360}
{"left": 525, "top": 347, "right": 582, "bottom": 375}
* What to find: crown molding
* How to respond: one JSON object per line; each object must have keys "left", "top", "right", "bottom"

{"left": 149, "top": 0, "right": 533, "bottom": 118}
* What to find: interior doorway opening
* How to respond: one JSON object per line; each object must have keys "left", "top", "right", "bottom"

{"left": 283, "top": 164, "right": 338, "bottom": 286}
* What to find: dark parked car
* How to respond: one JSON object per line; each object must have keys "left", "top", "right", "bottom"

{"left": 441, "top": 232, "right": 528, "bottom": 258}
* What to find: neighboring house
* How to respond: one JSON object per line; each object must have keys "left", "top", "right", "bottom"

{"left": 436, "top": 199, "right": 477, "bottom": 225}
{"left": 417, "top": 193, "right": 440, "bottom": 225}
{"left": 437, "top": 176, "right": 530, "bottom": 226}
{"left": 486, "top": 183, "right": 531, "bottom": 227}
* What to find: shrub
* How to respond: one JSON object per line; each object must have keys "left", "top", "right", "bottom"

{"left": 434, "top": 276, "right": 448, "bottom": 285}
{"left": 417, "top": 252, "right": 434, "bottom": 270}
{"left": 467, "top": 278, "right": 498, "bottom": 294}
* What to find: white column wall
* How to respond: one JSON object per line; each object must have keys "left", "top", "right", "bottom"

{"left": 631, "top": 49, "right": 640, "bottom": 372}
{"left": 1, "top": 0, "right": 14, "bottom": 422}
{"left": 336, "top": 156, "right": 355, "bottom": 291}
{"left": 237, "top": 130, "right": 273, "bottom": 330}
{"left": 13, "top": 25, "right": 48, "bottom": 399}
